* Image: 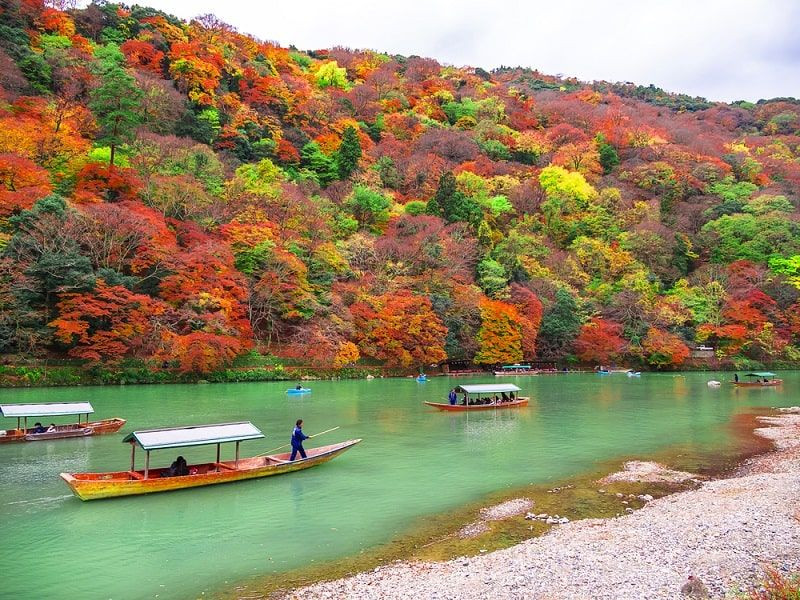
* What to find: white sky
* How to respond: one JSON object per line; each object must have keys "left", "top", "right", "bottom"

{"left": 134, "top": 0, "right": 799, "bottom": 103}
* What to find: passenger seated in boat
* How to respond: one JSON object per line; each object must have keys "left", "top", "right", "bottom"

{"left": 510, "top": 392, "right": 516, "bottom": 400}
{"left": 47, "top": 423, "right": 57, "bottom": 432}
{"left": 168, "top": 456, "right": 189, "bottom": 477}
{"left": 32, "top": 422, "right": 46, "bottom": 434}
{"left": 296, "top": 384, "right": 302, "bottom": 390}
{"left": 501, "top": 392, "right": 509, "bottom": 402}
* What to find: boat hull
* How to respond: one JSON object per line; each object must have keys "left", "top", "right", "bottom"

{"left": 424, "top": 398, "right": 529, "bottom": 411}
{"left": 733, "top": 380, "right": 782, "bottom": 387}
{"left": 493, "top": 371, "right": 538, "bottom": 376}
{"left": 0, "top": 418, "right": 126, "bottom": 444}
{"left": 60, "top": 439, "right": 361, "bottom": 501}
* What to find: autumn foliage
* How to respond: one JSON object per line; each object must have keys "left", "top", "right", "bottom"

{"left": 1, "top": 0, "right": 800, "bottom": 376}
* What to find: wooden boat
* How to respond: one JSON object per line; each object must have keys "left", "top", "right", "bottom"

{"left": 0, "top": 402, "right": 125, "bottom": 444}
{"left": 60, "top": 421, "right": 361, "bottom": 501}
{"left": 733, "top": 372, "right": 783, "bottom": 388}
{"left": 425, "top": 383, "right": 529, "bottom": 411}
{"left": 493, "top": 364, "right": 537, "bottom": 376}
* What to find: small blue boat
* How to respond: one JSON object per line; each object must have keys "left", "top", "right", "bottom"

{"left": 287, "top": 388, "right": 311, "bottom": 395}
{"left": 416, "top": 375, "right": 427, "bottom": 382}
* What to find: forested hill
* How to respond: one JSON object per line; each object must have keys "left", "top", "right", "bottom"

{"left": 1, "top": 1, "right": 800, "bottom": 375}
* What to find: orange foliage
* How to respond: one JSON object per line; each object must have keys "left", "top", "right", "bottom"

{"left": 73, "top": 163, "right": 142, "bottom": 204}
{"left": 121, "top": 40, "right": 165, "bottom": 75}
{"left": 0, "top": 153, "right": 53, "bottom": 216}
{"left": 474, "top": 298, "right": 524, "bottom": 365}
{"left": 49, "top": 280, "right": 165, "bottom": 361}
{"left": 159, "top": 331, "right": 242, "bottom": 374}
{"left": 350, "top": 291, "right": 447, "bottom": 367}
{"left": 642, "top": 327, "right": 690, "bottom": 368}
{"left": 574, "top": 318, "right": 627, "bottom": 363}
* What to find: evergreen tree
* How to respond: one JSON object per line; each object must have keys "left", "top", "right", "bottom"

{"left": 538, "top": 288, "right": 582, "bottom": 358}
{"left": 426, "top": 172, "right": 481, "bottom": 227}
{"left": 596, "top": 134, "right": 620, "bottom": 174}
{"left": 336, "top": 125, "right": 362, "bottom": 179}
{"left": 300, "top": 142, "right": 337, "bottom": 187}
{"left": 89, "top": 44, "right": 142, "bottom": 166}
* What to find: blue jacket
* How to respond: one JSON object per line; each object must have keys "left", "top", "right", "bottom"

{"left": 448, "top": 390, "right": 457, "bottom": 405}
{"left": 291, "top": 426, "right": 308, "bottom": 448}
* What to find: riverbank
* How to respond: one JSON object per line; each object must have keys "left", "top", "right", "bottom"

{"left": 274, "top": 407, "right": 800, "bottom": 599}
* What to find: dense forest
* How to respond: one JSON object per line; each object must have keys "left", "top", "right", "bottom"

{"left": 1, "top": 0, "right": 800, "bottom": 376}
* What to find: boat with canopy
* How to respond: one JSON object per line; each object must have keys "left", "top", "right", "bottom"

{"left": 733, "top": 372, "right": 782, "bottom": 387}
{"left": 493, "top": 364, "right": 536, "bottom": 376}
{"left": 0, "top": 402, "right": 125, "bottom": 444}
{"left": 424, "top": 384, "right": 529, "bottom": 411}
{"left": 60, "top": 421, "right": 361, "bottom": 500}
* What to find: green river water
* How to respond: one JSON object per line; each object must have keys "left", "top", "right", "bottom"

{"left": 0, "top": 372, "right": 796, "bottom": 600}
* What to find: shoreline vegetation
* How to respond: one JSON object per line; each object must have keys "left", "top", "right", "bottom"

{"left": 222, "top": 407, "right": 800, "bottom": 600}
{"left": 2, "top": 356, "right": 800, "bottom": 387}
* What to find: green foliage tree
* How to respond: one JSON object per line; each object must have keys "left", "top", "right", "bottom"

{"left": 345, "top": 186, "right": 391, "bottom": 232}
{"left": 477, "top": 258, "right": 509, "bottom": 298}
{"left": 300, "top": 142, "right": 337, "bottom": 187}
{"left": 426, "top": 172, "right": 481, "bottom": 227}
{"left": 336, "top": 126, "right": 362, "bottom": 179}
{"left": 90, "top": 44, "right": 143, "bottom": 166}
{"left": 595, "top": 134, "right": 619, "bottom": 174}
{"left": 538, "top": 288, "right": 582, "bottom": 358}
{"left": 315, "top": 61, "right": 348, "bottom": 89}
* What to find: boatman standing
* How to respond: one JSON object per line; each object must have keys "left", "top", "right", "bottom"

{"left": 290, "top": 419, "right": 309, "bottom": 461}
{"left": 448, "top": 388, "right": 457, "bottom": 405}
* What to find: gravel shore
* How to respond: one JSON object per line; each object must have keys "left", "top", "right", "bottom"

{"left": 282, "top": 408, "right": 800, "bottom": 600}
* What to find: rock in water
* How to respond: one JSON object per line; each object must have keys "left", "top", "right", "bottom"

{"left": 680, "top": 575, "right": 709, "bottom": 598}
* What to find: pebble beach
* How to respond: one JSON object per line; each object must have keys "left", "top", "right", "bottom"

{"left": 281, "top": 408, "right": 800, "bottom": 599}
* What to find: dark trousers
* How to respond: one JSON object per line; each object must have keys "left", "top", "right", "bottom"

{"left": 290, "top": 445, "right": 307, "bottom": 461}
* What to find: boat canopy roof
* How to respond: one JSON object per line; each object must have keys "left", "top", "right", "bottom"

{"left": 455, "top": 384, "right": 521, "bottom": 394}
{"left": 501, "top": 364, "right": 531, "bottom": 369}
{"left": 123, "top": 421, "right": 264, "bottom": 451}
{"left": 745, "top": 372, "right": 776, "bottom": 377}
{"left": 0, "top": 402, "right": 94, "bottom": 418}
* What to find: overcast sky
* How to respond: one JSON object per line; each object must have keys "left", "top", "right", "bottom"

{"left": 136, "top": 0, "right": 799, "bottom": 103}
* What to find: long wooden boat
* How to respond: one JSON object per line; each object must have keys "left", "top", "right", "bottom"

{"left": 427, "top": 383, "right": 529, "bottom": 411}
{"left": 60, "top": 421, "right": 360, "bottom": 501}
{"left": 0, "top": 402, "right": 125, "bottom": 444}
{"left": 425, "top": 398, "right": 529, "bottom": 411}
{"left": 493, "top": 364, "right": 537, "bottom": 376}
{"left": 733, "top": 372, "right": 782, "bottom": 388}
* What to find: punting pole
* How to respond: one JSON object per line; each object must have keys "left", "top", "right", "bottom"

{"left": 130, "top": 442, "right": 136, "bottom": 473}
{"left": 235, "top": 441, "right": 240, "bottom": 468}
{"left": 216, "top": 443, "right": 221, "bottom": 471}
{"left": 144, "top": 451, "right": 150, "bottom": 479}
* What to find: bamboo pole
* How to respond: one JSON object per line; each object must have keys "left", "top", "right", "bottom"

{"left": 255, "top": 426, "right": 340, "bottom": 457}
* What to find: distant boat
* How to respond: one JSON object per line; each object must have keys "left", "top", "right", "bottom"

{"left": 626, "top": 370, "right": 641, "bottom": 377}
{"left": 425, "top": 383, "right": 529, "bottom": 411}
{"left": 287, "top": 388, "right": 311, "bottom": 395}
{"left": 707, "top": 380, "right": 721, "bottom": 387}
{"left": 0, "top": 402, "right": 125, "bottom": 444}
{"left": 733, "top": 372, "right": 782, "bottom": 388}
{"left": 494, "top": 364, "right": 536, "bottom": 376}
{"left": 597, "top": 369, "right": 609, "bottom": 375}
{"left": 416, "top": 374, "right": 427, "bottom": 382}
{"left": 61, "top": 421, "right": 360, "bottom": 501}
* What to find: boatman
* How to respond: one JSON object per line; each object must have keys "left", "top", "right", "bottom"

{"left": 448, "top": 388, "right": 457, "bottom": 405}
{"left": 290, "top": 419, "right": 309, "bottom": 461}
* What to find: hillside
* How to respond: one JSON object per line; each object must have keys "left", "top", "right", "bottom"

{"left": 1, "top": 0, "right": 800, "bottom": 376}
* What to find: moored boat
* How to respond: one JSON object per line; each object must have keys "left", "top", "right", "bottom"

{"left": 425, "top": 383, "right": 529, "bottom": 411}
{"left": 0, "top": 402, "right": 125, "bottom": 444}
{"left": 60, "top": 421, "right": 360, "bottom": 501}
{"left": 733, "top": 372, "right": 782, "bottom": 387}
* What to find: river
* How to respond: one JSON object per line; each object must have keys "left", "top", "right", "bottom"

{"left": 0, "top": 372, "right": 795, "bottom": 599}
